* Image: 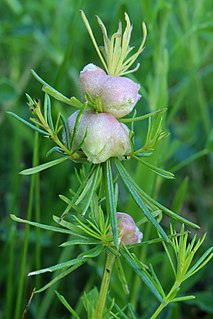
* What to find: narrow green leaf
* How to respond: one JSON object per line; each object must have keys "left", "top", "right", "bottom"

{"left": 54, "top": 214, "right": 102, "bottom": 240}
{"left": 10, "top": 214, "right": 71, "bottom": 235}
{"left": 149, "top": 264, "right": 166, "bottom": 298}
{"left": 46, "top": 95, "right": 54, "bottom": 131}
{"left": 120, "top": 108, "right": 167, "bottom": 123}
{"left": 60, "top": 165, "right": 96, "bottom": 218}
{"left": 60, "top": 113, "right": 70, "bottom": 149}
{"left": 133, "top": 156, "right": 175, "bottom": 179}
{"left": 29, "top": 246, "right": 103, "bottom": 276}
{"left": 55, "top": 291, "right": 81, "bottom": 319}
{"left": 82, "top": 287, "right": 99, "bottom": 319}
{"left": 75, "top": 173, "right": 96, "bottom": 206}
{"left": 46, "top": 146, "right": 64, "bottom": 157}
{"left": 43, "top": 85, "right": 81, "bottom": 107}
{"left": 58, "top": 195, "right": 83, "bottom": 214}
{"left": 115, "top": 257, "right": 130, "bottom": 295}
{"left": 31, "top": 69, "right": 48, "bottom": 86}
{"left": 31, "top": 70, "right": 84, "bottom": 108}
{"left": 137, "top": 210, "right": 162, "bottom": 225}
{"left": 121, "top": 248, "right": 164, "bottom": 303}
{"left": 71, "top": 129, "right": 87, "bottom": 154}
{"left": 53, "top": 215, "right": 93, "bottom": 239}
{"left": 70, "top": 97, "right": 84, "bottom": 108}
{"left": 82, "top": 165, "right": 101, "bottom": 215}
{"left": 103, "top": 160, "right": 119, "bottom": 248}
{"left": 80, "top": 10, "right": 108, "bottom": 72}
{"left": 53, "top": 215, "right": 85, "bottom": 235}
{"left": 44, "top": 93, "right": 49, "bottom": 122}
{"left": 161, "top": 239, "right": 176, "bottom": 277}
{"left": 115, "top": 160, "right": 169, "bottom": 242}
{"left": 110, "top": 302, "right": 129, "bottom": 319}
{"left": 70, "top": 103, "right": 88, "bottom": 152}
{"left": 35, "top": 263, "right": 83, "bottom": 294}
{"left": 60, "top": 238, "right": 100, "bottom": 247}
{"left": 115, "top": 160, "right": 199, "bottom": 229}
{"left": 184, "top": 247, "right": 213, "bottom": 280}
{"left": 172, "top": 295, "right": 195, "bottom": 302}
{"left": 127, "top": 232, "right": 184, "bottom": 248}
{"left": 7, "top": 111, "right": 48, "bottom": 135}
{"left": 106, "top": 246, "right": 121, "bottom": 257}
{"left": 71, "top": 215, "right": 101, "bottom": 240}
{"left": 20, "top": 157, "right": 69, "bottom": 175}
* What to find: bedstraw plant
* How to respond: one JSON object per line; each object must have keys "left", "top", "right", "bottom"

{"left": 9, "top": 10, "right": 212, "bottom": 319}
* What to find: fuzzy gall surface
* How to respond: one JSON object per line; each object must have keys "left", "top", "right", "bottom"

{"left": 80, "top": 63, "right": 107, "bottom": 100}
{"left": 66, "top": 110, "right": 132, "bottom": 163}
{"left": 117, "top": 212, "right": 143, "bottom": 245}
{"left": 80, "top": 64, "right": 141, "bottom": 118}
{"left": 99, "top": 76, "right": 141, "bottom": 118}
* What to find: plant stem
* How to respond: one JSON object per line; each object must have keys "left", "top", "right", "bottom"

{"left": 150, "top": 302, "right": 166, "bottom": 319}
{"left": 94, "top": 251, "right": 116, "bottom": 319}
{"left": 150, "top": 281, "right": 180, "bottom": 319}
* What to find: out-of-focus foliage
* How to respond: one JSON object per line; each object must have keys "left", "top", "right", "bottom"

{"left": 0, "top": 0, "right": 212, "bottom": 318}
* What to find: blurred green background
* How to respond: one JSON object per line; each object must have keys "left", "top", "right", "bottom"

{"left": 0, "top": 0, "right": 212, "bottom": 318}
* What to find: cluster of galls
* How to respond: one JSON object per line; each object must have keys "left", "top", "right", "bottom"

{"left": 65, "top": 11, "right": 144, "bottom": 245}
{"left": 66, "top": 63, "right": 141, "bottom": 164}
{"left": 66, "top": 65, "right": 143, "bottom": 245}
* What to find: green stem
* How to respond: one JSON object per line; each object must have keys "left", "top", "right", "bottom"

{"left": 150, "top": 281, "right": 180, "bottom": 319}
{"left": 150, "top": 303, "right": 166, "bottom": 319}
{"left": 94, "top": 251, "right": 116, "bottom": 319}
{"left": 33, "top": 100, "right": 83, "bottom": 160}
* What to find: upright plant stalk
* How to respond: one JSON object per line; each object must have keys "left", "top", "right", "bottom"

{"left": 94, "top": 251, "right": 116, "bottom": 319}
{"left": 150, "top": 281, "right": 179, "bottom": 319}
{"left": 14, "top": 133, "right": 39, "bottom": 319}
{"left": 34, "top": 132, "right": 41, "bottom": 296}
{"left": 150, "top": 303, "right": 166, "bottom": 319}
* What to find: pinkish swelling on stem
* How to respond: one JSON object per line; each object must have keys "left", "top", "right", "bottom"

{"left": 66, "top": 110, "right": 131, "bottom": 164}
{"left": 80, "top": 64, "right": 141, "bottom": 118}
{"left": 117, "top": 212, "right": 143, "bottom": 245}
{"left": 99, "top": 76, "right": 141, "bottom": 118}
{"left": 80, "top": 63, "right": 107, "bottom": 99}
